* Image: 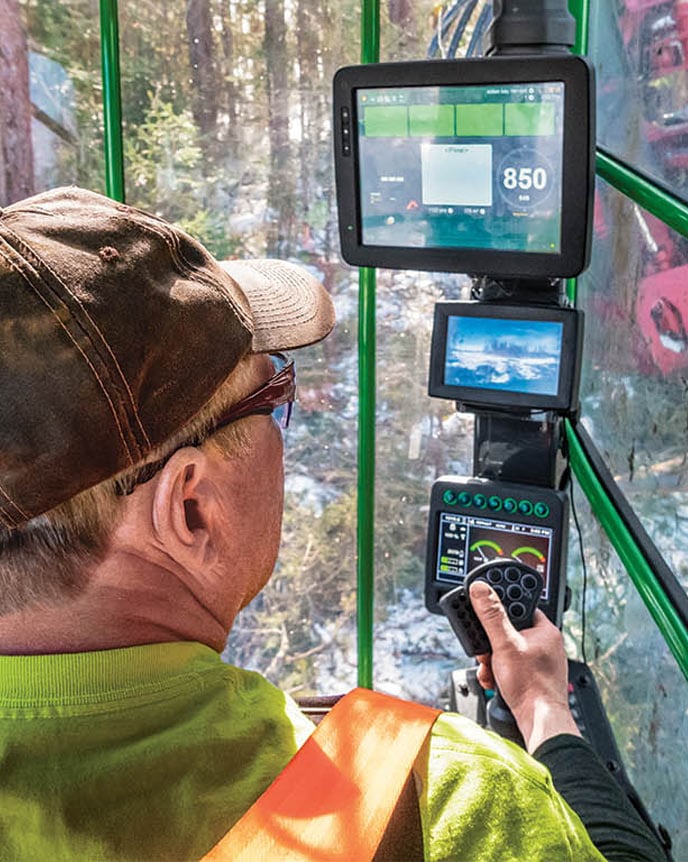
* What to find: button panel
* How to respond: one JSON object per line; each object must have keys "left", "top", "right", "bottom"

{"left": 427, "top": 477, "right": 567, "bottom": 628}
{"left": 439, "top": 489, "right": 553, "bottom": 518}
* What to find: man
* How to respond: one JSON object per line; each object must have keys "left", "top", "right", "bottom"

{"left": 0, "top": 187, "right": 664, "bottom": 860}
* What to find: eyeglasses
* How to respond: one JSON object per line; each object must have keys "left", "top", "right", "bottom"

{"left": 210, "top": 352, "right": 295, "bottom": 432}
{"left": 115, "top": 353, "right": 295, "bottom": 495}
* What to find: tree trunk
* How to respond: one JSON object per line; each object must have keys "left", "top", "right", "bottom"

{"left": 186, "top": 0, "right": 219, "bottom": 151}
{"left": 388, "top": 0, "right": 412, "bottom": 25}
{"left": 265, "top": 0, "right": 295, "bottom": 256}
{"left": 218, "top": 0, "right": 239, "bottom": 155}
{"left": 0, "top": 0, "right": 34, "bottom": 205}
{"left": 297, "top": 0, "right": 317, "bottom": 214}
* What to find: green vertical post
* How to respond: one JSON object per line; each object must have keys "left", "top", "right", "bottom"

{"left": 357, "top": 0, "right": 380, "bottom": 690}
{"left": 100, "top": 0, "right": 125, "bottom": 202}
{"left": 357, "top": 266, "right": 376, "bottom": 690}
{"left": 361, "top": 0, "right": 380, "bottom": 65}
{"left": 568, "top": 0, "right": 590, "bottom": 55}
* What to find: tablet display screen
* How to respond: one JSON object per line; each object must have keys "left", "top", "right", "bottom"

{"left": 357, "top": 81, "right": 564, "bottom": 254}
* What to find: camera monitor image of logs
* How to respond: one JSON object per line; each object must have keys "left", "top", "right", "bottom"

{"left": 333, "top": 56, "right": 594, "bottom": 278}
{"left": 428, "top": 301, "right": 583, "bottom": 414}
{"left": 425, "top": 477, "right": 568, "bottom": 626}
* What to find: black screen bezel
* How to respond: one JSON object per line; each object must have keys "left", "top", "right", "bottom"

{"left": 333, "top": 56, "right": 594, "bottom": 278}
{"left": 428, "top": 301, "right": 583, "bottom": 413}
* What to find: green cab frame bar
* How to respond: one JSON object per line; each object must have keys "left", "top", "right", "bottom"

{"left": 100, "top": 0, "right": 125, "bottom": 203}
{"left": 356, "top": 0, "right": 380, "bottom": 690}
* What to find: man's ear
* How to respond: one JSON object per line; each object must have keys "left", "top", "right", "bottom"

{"left": 150, "top": 448, "right": 220, "bottom": 571}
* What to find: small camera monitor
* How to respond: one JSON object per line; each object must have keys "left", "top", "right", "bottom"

{"left": 333, "top": 55, "right": 594, "bottom": 278}
{"left": 428, "top": 301, "right": 583, "bottom": 414}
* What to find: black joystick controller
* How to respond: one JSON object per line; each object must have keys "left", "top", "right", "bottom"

{"left": 439, "top": 559, "right": 544, "bottom": 747}
{"left": 438, "top": 559, "right": 543, "bottom": 657}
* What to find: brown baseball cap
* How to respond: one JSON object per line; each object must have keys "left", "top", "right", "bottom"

{"left": 0, "top": 186, "right": 335, "bottom": 528}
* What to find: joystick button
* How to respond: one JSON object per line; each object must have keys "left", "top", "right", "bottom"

{"left": 510, "top": 602, "right": 526, "bottom": 619}
{"left": 505, "top": 566, "right": 521, "bottom": 583}
{"left": 457, "top": 491, "right": 472, "bottom": 507}
{"left": 506, "top": 584, "right": 523, "bottom": 601}
{"left": 488, "top": 495, "right": 502, "bottom": 511}
{"left": 534, "top": 501, "right": 550, "bottom": 518}
{"left": 443, "top": 489, "right": 457, "bottom": 505}
{"left": 518, "top": 500, "right": 533, "bottom": 516}
{"left": 492, "top": 585, "right": 505, "bottom": 600}
{"left": 486, "top": 568, "right": 502, "bottom": 585}
{"left": 522, "top": 574, "right": 538, "bottom": 592}
{"left": 472, "top": 493, "right": 487, "bottom": 509}
{"left": 503, "top": 497, "right": 517, "bottom": 514}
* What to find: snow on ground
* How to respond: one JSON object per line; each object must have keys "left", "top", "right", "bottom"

{"left": 311, "top": 589, "right": 473, "bottom": 707}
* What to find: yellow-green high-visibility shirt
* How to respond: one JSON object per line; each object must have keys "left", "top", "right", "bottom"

{"left": 0, "top": 642, "right": 604, "bottom": 861}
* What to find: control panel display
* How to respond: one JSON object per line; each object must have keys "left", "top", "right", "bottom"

{"left": 333, "top": 56, "right": 595, "bottom": 278}
{"left": 425, "top": 476, "right": 568, "bottom": 625}
{"left": 357, "top": 81, "right": 564, "bottom": 255}
{"left": 435, "top": 512, "right": 553, "bottom": 598}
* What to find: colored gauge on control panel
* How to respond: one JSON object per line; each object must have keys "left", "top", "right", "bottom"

{"left": 512, "top": 546, "right": 547, "bottom": 566}
{"left": 469, "top": 539, "right": 504, "bottom": 561}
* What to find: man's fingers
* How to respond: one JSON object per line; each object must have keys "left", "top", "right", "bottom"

{"left": 475, "top": 656, "right": 495, "bottom": 691}
{"left": 469, "top": 579, "right": 515, "bottom": 650}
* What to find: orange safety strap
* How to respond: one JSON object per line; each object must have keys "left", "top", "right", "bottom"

{"left": 200, "top": 687, "right": 441, "bottom": 862}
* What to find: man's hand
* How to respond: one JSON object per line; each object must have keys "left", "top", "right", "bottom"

{"left": 468, "top": 579, "right": 581, "bottom": 753}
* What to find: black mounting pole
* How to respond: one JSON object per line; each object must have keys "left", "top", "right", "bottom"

{"left": 477, "top": 0, "right": 578, "bottom": 742}
{"left": 484, "top": 0, "right": 576, "bottom": 56}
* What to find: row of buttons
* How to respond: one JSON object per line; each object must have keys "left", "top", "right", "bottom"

{"left": 441, "top": 489, "right": 550, "bottom": 518}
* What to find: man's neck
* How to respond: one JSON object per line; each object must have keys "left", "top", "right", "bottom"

{"left": 0, "top": 554, "right": 232, "bottom": 655}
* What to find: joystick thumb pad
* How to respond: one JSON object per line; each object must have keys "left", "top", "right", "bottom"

{"left": 469, "top": 580, "right": 513, "bottom": 650}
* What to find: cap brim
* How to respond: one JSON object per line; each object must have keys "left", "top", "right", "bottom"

{"left": 219, "top": 259, "right": 335, "bottom": 353}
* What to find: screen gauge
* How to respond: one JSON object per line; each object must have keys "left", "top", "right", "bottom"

{"left": 436, "top": 511, "right": 552, "bottom": 599}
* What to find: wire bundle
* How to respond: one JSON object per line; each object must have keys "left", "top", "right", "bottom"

{"left": 427, "top": 0, "right": 492, "bottom": 59}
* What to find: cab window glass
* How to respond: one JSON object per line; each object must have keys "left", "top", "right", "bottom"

{"left": 589, "top": 0, "right": 688, "bottom": 202}
{"left": 372, "top": 267, "right": 476, "bottom": 702}
{"left": 574, "top": 175, "right": 688, "bottom": 850}
{"left": 116, "top": 0, "right": 361, "bottom": 694}
{"left": 565, "top": 484, "right": 688, "bottom": 857}
{"left": 577, "top": 178, "right": 688, "bottom": 591}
